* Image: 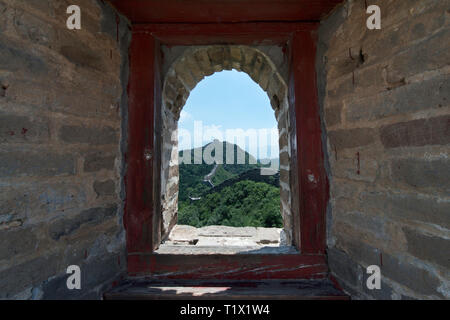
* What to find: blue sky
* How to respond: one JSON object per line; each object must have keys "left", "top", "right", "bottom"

{"left": 178, "top": 70, "right": 279, "bottom": 160}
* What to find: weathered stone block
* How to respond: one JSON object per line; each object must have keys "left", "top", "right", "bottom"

{"left": 0, "top": 40, "right": 47, "bottom": 76}
{"left": 382, "top": 253, "right": 442, "bottom": 297}
{"left": 229, "top": 46, "right": 242, "bottom": 63}
{"left": 0, "top": 151, "right": 75, "bottom": 177}
{"left": 59, "top": 125, "right": 118, "bottom": 145}
{"left": 83, "top": 252, "right": 123, "bottom": 290}
{"left": 334, "top": 210, "right": 386, "bottom": 240}
{"left": 267, "top": 73, "right": 283, "bottom": 102}
{"left": 403, "top": 228, "right": 450, "bottom": 269}
{"left": 0, "top": 1, "right": 7, "bottom": 32}
{"left": 0, "top": 111, "right": 50, "bottom": 144}
{"left": 1, "top": 78, "right": 50, "bottom": 108}
{"left": 391, "top": 159, "right": 450, "bottom": 192}
{"left": 330, "top": 179, "right": 361, "bottom": 199}
{"left": 271, "top": 94, "right": 280, "bottom": 111}
{"left": 336, "top": 238, "right": 381, "bottom": 267}
{"left": 278, "top": 132, "right": 288, "bottom": 150}
{"left": 328, "top": 247, "right": 362, "bottom": 287}
{"left": 93, "top": 180, "right": 116, "bottom": 197}
{"left": 49, "top": 81, "right": 120, "bottom": 120}
{"left": 328, "top": 128, "right": 377, "bottom": 149}
{"left": 258, "top": 63, "right": 272, "bottom": 91}
{"left": 380, "top": 116, "right": 450, "bottom": 149}
{"left": 326, "top": 75, "right": 355, "bottom": 101}
{"left": 221, "top": 46, "right": 233, "bottom": 70}
{"left": 41, "top": 253, "right": 123, "bottom": 300}
{"left": 327, "top": 50, "right": 361, "bottom": 81}
{"left": 249, "top": 53, "right": 264, "bottom": 83}
{"left": 0, "top": 227, "right": 37, "bottom": 261}
{"left": 13, "top": 8, "right": 56, "bottom": 47}
{"left": 207, "top": 46, "right": 225, "bottom": 72}
{"left": 346, "top": 74, "right": 449, "bottom": 122}
{"left": 0, "top": 254, "right": 59, "bottom": 299}
{"left": 184, "top": 54, "right": 204, "bottom": 83}
{"left": 174, "top": 59, "right": 196, "bottom": 90}
{"left": 352, "top": 63, "right": 386, "bottom": 94}
{"left": 361, "top": 192, "right": 450, "bottom": 230}
{"left": 164, "top": 83, "right": 177, "bottom": 103}
{"left": 324, "top": 102, "right": 342, "bottom": 127}
{"left": 331, "top": 155, "right": 378, "bottom": 182}
{"left": 279, "top": 150, "right": 289, "bottom": 167}
{"left": 165, "top": 73, "right": 188, "bottom": 115}
{"left": 59, "top": 45, "right": 104, "bottom": 72}
{"left": 279, "top": 186, "right": 289, "bottom": 207}
{"left": 360, "top": 1, "right": 447, "bottom": 68}
{"left": 14, "top": 0, "right": 55, "bottom": 18}
{"left": 0, "top": 182, "right": 89, "bottom": 223}
{"left": 387, "top": 28, "right": 450, "bottom": 83}
{"left": 193, "top": 49, "right": 214, "bottom": 76}
{"left": 48, "top": 204, "right": 117, "bottom": 240}
{"left": 241, "top": 47, "right": 257, "bottom": 75}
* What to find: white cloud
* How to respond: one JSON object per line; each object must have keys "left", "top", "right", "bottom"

{"left": 179, "top": 110, "right": 192, "bottom": 123}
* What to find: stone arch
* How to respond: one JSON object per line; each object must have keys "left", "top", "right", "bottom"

{"left": 160, "top": 45, "right": 293, "bottom": 245}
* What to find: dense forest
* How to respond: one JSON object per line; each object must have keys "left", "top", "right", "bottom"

{"left": 178, "top": 141, "right": 281, "bottom": 228}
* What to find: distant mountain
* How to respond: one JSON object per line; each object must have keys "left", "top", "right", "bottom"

{"left": 178, "top": 140, "right": 260, "bottom": 202}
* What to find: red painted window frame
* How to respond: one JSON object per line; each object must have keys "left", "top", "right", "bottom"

{"left": 124, "top": 23, "right": 329, "bottom": 279}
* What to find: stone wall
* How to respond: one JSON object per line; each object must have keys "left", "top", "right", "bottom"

{"left": 0, "top": 0, "right": 130, "bottom": 299}
{"left": 2, "top": 0, "right": 448, "bottom": 301}
{"left": 318, "top": 0, "right": 449, "bottom": 299}
{"left": 160, "top": 45, "right": 293, "bottom": 243}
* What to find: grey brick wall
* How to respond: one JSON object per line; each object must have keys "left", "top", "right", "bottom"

{"left": 319, "top": 0, "right": 449, "bottom": 299}
{"left": 0, "top": 0, "right": 130, "bottom": 299}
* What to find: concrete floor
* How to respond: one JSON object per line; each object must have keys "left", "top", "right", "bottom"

{"left": 158, "top": 224, "right": 296, "bottom": 254}
{"left": 166, "top": 225, "right": 283, "bottom": 246}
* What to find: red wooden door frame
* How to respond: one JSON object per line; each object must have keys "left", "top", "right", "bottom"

{"left": 124, "top": 23, "right": 328, "bottom": 278}
{"left": 290, "top": 30, "right": 328, "bottom": 254}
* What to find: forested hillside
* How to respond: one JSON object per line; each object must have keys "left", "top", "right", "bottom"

{"left": 178, "top": 141, "right": 281, "bottom": 228}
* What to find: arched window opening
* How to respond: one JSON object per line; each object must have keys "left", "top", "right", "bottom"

{"left": 168, "top": 70, "right": 282, "bottom": 247}
{"left": 159, "top": 46, "right": 294, "bottom": 253}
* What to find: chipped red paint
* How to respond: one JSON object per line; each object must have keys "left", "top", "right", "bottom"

{"left": 133, "top": 22, "right": 318, "bottom": 46}
{"left": 21, "top": 128, "right": 28, "bottom": 135}
{"left": 356, "top": 151, "right": 361, "bottom": 175}
{"left": 290, "top": 31, "right": 328, "bottom": 254}
{"left": 124, "top": 33, "right": 156, "bottom": 254}
{"left": 108, "top": 0, "right": 343, "bottom": 24}
{"left": 128, "top": 254, "right": 327, "bottom": 280}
